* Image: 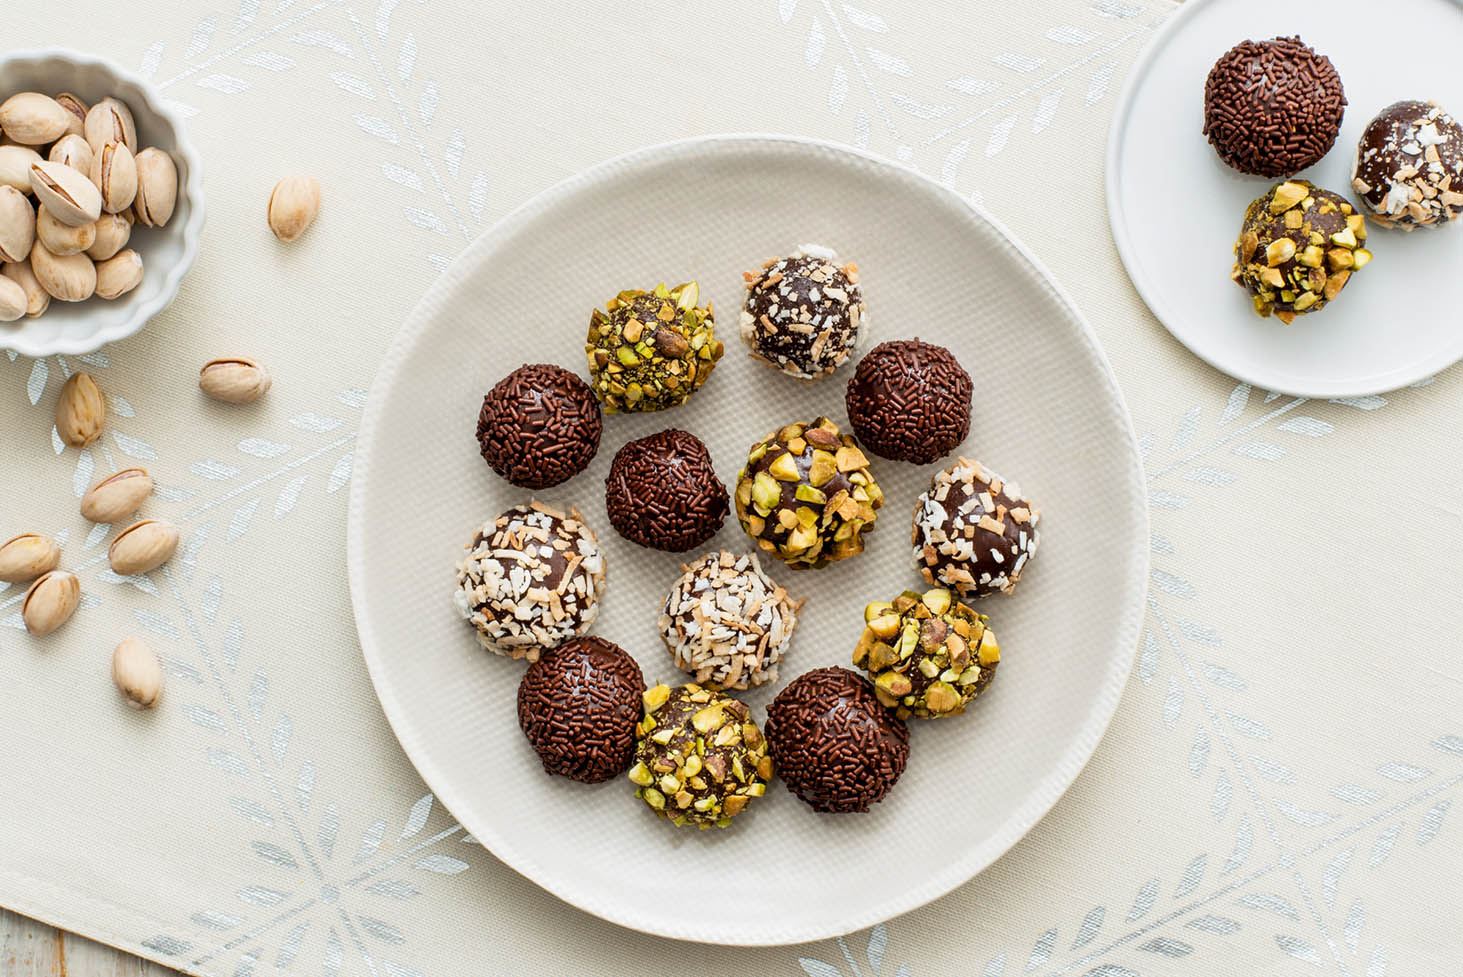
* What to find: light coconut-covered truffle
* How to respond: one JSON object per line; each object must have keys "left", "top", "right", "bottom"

{"left": 739, "top": 245, "right": 865, "bottom": 380}
{"left": 852, "top": 587, "right": 1000, "bottom": 720}
{"left": 1352, "top": 100, "right": 1463, "bottom": 230}
{"left": 913, "top": 457, "right": 1040, "bottom": 600}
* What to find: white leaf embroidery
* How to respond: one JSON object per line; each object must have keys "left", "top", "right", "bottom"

{"left": 1331, "top": 784, "right": 1382, "bottom": 805}
{"left": 192, "top": 459, "right": 241, "bottom": 480}
{"left": 985, "top": 114, "right": 1018, "bottom": 156}
{"left": 1238, "top": 892, "right": 1299, "bottom": 920}
{"left": 1344, "top": 901, "right": 1365, "bottom": 953}
{"left": 366, "top": 879, "right": 420, "bottom": 900}
{"left": 779, "top": 0, "right": 798, "bottom": 23}
{"left": 186, "top": 15, "right": 218, "bottom": 58}
{"left": 1173, "top": 853, "right": 1206, "bottom": 897}
{"left": 355, "top": 820, "right": 387, "bottom": 863}
{"left": 829, "top": 65, "right": 850, "bottom": 114}
{"left": 1048, "top": 25, "right": 1097, "bottom": 44}
{"left": 1219, "top": 383, "right": 1251, "bottom": 424}
{"left": 83, "top": 522, "right": 111, "bottom": 551}
{"left": 228, "top": 498, "right": 261, "bottom": 540}
{"left": 1137, "top": 630, "right": 1157, "bottom": 683}
{"left": 27, "top": 358, "right": 48, "bottom": 404}
{"left": 397, "top": 32, "right": 416, "bottom": 81}
{"left": 1277, "top": 416, "right": 1333, "bottom": 437}
{"left": 328, "top": 453, "right": 354, "bottom": 493}
{"left": 1202, "top": 663, "right": 1246, "bottom": 690}
{"left": 274, "top": 475, "right": 308, "bottom": 517}
{"left": 414, "top": 853, "right": 469, "bottom": 874}
{"left": 1211, "top": 769, "right": 1232, "bottom": 821}
{"left": 1331, "top": 394, "right": 1386, "bottom": 410}
{"left": 290, "top": 411, "right": 343, "bottom": 432}
{"left": 318, "top": 804, "right": 339, "bottom": 858}
{"left": 444, "top": 129, "right": 465, "bottom": 175}
{"left": 375, "top": 0, "right": 400, "bottom": 38}
{"left": 1417, "top": 799, "right": 1449, "bottom": 845}
{"left": 140, "top": 41, "right": 165, "bottom": 78}
{"left": 1275, "top": 935, "right": 1321, "bottom": 963}
{"left": 331, "top": 72, "right": 375, "bottom": 99}
{"left": 241, "top": 50, "right": 294, "bottom": 71}
{"left": 1126, "top": 879, "right": 1158, "bottom": 921}
{"left": 842, "top": 4, "right": 888, "bottom": 32}
{"left": 1151, "top": 568, "right": 1194, "bottom": 597}
{"left": 356, "top": 114, "right": 400, "bottom": 144}
{"left": 798, "top": 961, "right": 841, "bottom": 977}
{"left": 1322, "top": 848, "right": 1352, "bottom": 907}
{"left": 72, "top": 449, "right": 94, "bottom": 497}
{"left": 296, "top": 760, "right": 315, "bottom": 811}
{"left": 946, "top": 76, "right": 996, "bottom": 96}
{"left": 1139, "top": 936, "right": 1192, "bottom": 957}
{"left": 1162, "top": 677, "right": 1182, "bottom": 727}
{"left": 994, "top": 52, "right": 1043, "bottom": 72}
{"left": 1232, "top": 440, "right": 1284, "bottom": 460}
{"left": 223, "top": 619, "right": 243, "bottom": 671}
{"left": 1226, "top": 712, "right": 1271, "bottom": 740}
{"left": 381, "top": 163, "right": 423, "bottom": 191}
{"left": 238, "top": 886, "right": 287, "bottom": 907}
{"left": 866, "top": 923, "right": 887, "bottom": 973}
{"left": 1222, "top": 815, "right": 1253, "bottom": 873}
{"left": 890, "top": 93, "right": 952, "bottom": 120}
{"left": 404, "top": 206, "right": 449, "bottom": 233}
{"left": 1031, "top": 90, "right": 1062, "bottom": 133}
{"left": 1369, "top": 824, "right": 1400, "bottom": 866}
{"left": 292, "top": 30, "right": 353, "bottom": 56}
{"left": 113, "top": 431, "right": 159, "bottom": 461}
{"left": 805, "top": 16, "right": 826, "bottom": 68}
{"left": 271, "top": 713, "right": 291, "bottom": 763}
{"left": 401, "top": 793, "right": 433, "bottom": 838}
{"left": 251, "top": 841, "right": 298, "bottom": 870}
{"left": 237, "top": 438, "right": 291, "bottom": 458}
{"left": 1188, "top": 914, "right": 1241, "bottom": 934}
{"left": 420, "top": 81, "right": 439, "bottom": 126}
{"left": 866, "top": 48, "right": 912, "bottom": 77}
{"left": 1188, "top": 725, "right": 1210, "bottom": 777}
{"left": 1376, "top": 761, "right": 1430, "bottom": 783}
{"left": 1025, "top": 928, "right": 1056, "bottom": 971}
{"left": 1070, "top": 906, "right": 1104, "bottom": 950}
{"left": 941, "top": 138, "right": 971, "bottom": 186}
{"left": 1274, "top": 799, "right": 1336, "bottom": 827}
{"left": 1086, "top": 61, "right": 1116, "bottom": 103}
{"left": 197, "top": 74, "right": 250, "bottom": 94}
{"left": 468, "top": 172, "right": 489, "bottom": 220}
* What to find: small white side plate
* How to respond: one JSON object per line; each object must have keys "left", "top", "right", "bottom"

{"left": 1108, "top": 0, "right": 1463, "bottom": 397}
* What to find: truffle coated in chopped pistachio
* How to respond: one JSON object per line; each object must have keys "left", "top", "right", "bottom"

{"left": 852, "top": 587, "right": 999, "bottom": 720}
{"left": 585, "top": 282, "right": 723, "bottom": 412}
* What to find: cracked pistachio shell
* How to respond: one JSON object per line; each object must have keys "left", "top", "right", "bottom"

{"left": 267, "top": 175, "right": 320, "bottom": 241}
{"left": 2, "top": 259, "right": 47, "bottom": 317}
{"left": 49, "top": 132, "right": 93, "bottom": 174}
{"left": 81, "top": 467, "right": 153, "bottom": 523}
{"left": 53, "top": 92, "right": 88, "bottom": 137}
{"left": 30, "top": 160, "right": 101, "bottom": 227}
{"left": 0, "top": 532, "right": 62, "bottom": 582}
{"left": 36, "top": 204, "right": 96, "bottom": 256}
{"left": 89, "top": 141, "right": 137, "bottom": 214}
{"left": 113, "top": 636, "right": 163, "bottom": 709}
{"left": 87, "top": 212, "right": 131, "bottom": 261}
{"left": 0, "top": 185, "right": 35, "bottom": 262}
{"left": 0, "top": 92, "right": 72, "bottom": 145}
{"left": 55, "top": 370, "right": 105, "bottom": 446}
{"left": 200, "top": 357, "right": 271, "bottom": 403}
{"left": 0, "top": 273, "right": 25, "bottom": 321}
{"left": 132, "top": 148, "right": 177, "bottom": 228}
{"left": 94, "top": 248, "right": 142, "bottom": 300}
{"left": 0, "top": 144, "right": 41, "bottom": 193}
{"left": 22, "top": 570, "right": 80, "bottom": 636}
{"left": 83, "top": 97, "right": 136, "bottom": 153}
{"left": 108, "top": 519, "right": 180, "bottom": 576}
{"left": 31, "top": 241, "right": 96, "bottom": 302}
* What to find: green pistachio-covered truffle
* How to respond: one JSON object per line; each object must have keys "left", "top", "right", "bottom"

{"left": 733, "top": 416, "right": 883, "bottom": 570}
{"left": 852, "top": 587, "right": 1000, "bottom": 720}
{"left": 628, "top": 682, "right": 771, "bottom": 828}
{"left": 585, "top": 282, "right": 723, "bottom": 413}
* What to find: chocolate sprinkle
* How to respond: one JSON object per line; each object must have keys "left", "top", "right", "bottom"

{"left": 1202, "top": 36, "right": 1346, "bottom": 178}
{"left": 476, "top": 363, "right": 602, "bottom": 489}
{"left": 605, "top": 429, "right": 729, "bottom": 552}
{"left": 517, "top": 635, "right": 646, "bottom": 784}
{"left": 765, "top": 667, "right": 909, "bottom": 813}
{"left": 845, "top": 339, "right": 972, "bottom": 464}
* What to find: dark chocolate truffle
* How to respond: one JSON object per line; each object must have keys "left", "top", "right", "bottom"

{"left": 1202, "top": 36, "right": 1346, "bottom": 177}
{"left": 765, "top": 667, "right": 909, "bottom": 813}
{"left": 1232, "top": 180, "right": 1372, "bottom": 322}
{"left": 476, "top": 364, "right": 602, "bottom": 489}
{"left": 517, "top": 636, "right": 646, "bottom": 783}
{"left": 585, "top": 282, "right": 723, "bottom": 413}
{"left": 913, "top": 458, "right": 1040, "bottom": 599}
{"left": 845, "top": 339, "right": 972, "bottom": 464}
{"left": 605, "top": 429, "right": 728, "bottom": 552}
{"left": 854, "top": 587, "right": 999, "bottom": 720}
{"left": 1352, "top": 100, "right": 1463, "bottom": 230}
{"left": 740, "top": 245, "right": 865, "bottom": 380}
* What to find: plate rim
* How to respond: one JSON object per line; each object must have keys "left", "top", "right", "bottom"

{"left": 348, "top": 132, "right": 1151, "bottom": 945}
{"left": 1105, "top": 0, "right": 1463, "bottom": 399}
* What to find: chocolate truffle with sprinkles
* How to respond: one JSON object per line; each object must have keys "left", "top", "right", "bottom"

{"left": 517, "top": 636, "right": 646, "bottom": 783}
{"left": 740, "top": 244, "right": 866, "bottom": 380}
{"left": 1233, "top": 180, "right": 1371, "bottom": 322}
{"left": 845, "top": 339, "right": 973, "bottom": 464}
{"left": 913, "top": 458, "right": 1040, "bottom": 600}
{"left": 453, "top": 502, "right": 606, "bottom": 661}
{"left": 1202, "top": 36, "right": 1346, "bottom": 178}
{"left": 1352, "top": 100, "right": 1463, "bottom": 230}
{"left": 659, "top": 550, "right": 802, "bottom": 691}
{"left": 476, "top": 363, "right": 602, "bottom": 489}
{"left": 585, "top": 282, "right": 723, "bottom": 413}
{"left": 605, "top": 429, "right": 729, "bottom": 552}
{"left": 628, "top": 683, "right": 772, "bottom": 829}
{"left": 766, "top": 667, "right": 909, "bottom": 814}
{"left": 854, "top": 588, "right": 1000, "bottom": 721}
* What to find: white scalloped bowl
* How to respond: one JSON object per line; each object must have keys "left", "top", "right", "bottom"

{"left": 0, "top": 49, "right": 204, "bottom": 357}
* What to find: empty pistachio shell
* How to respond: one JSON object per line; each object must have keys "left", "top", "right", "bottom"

{"left": 0, "top": 92, "right": 72, "bottom": 146}
{"left": 53, "top": 92, "right": 88, "bottom": 137}
{"left": 2, "top": 259, "right": 47, "bottom": 317}
{"left": 22, "top": 570, "right": 80, "bottom": 636}
{"left": 87, "top": 212, "right": 131, "bottom": 261}
{"left": 89, "top": 141, "right": 137, "bottom": 214}
{"left": 31, "top": 241, "right": 96, "bottom": 302}
{"left": 113, "top": 636, "right": 163, "bottom": 709}
{"left": 267, "top": 175, "right": 320, "bottom": 241}
{"left": 0, "top": 273, "right": 25, "bottom": 321}
{"left": 0, "top": 185, "right": 35, "bottom": 262}
{"left": 0, "top": 532, "right": 61, "bottom": 582}
{"left": 108, "top": 518, "right": 179, "bottom": 576}
{"left": 36, "top": 204, "right": 96, "bottom": 256}
{"left": 0, "top": 144, "right": 41, "bottom": 193}
{"left": 94, "top": 248, "right": 142, "bottom": 300}
{"left": 83, "top": 98, "right": 136, "bottom": 153}
{"left": 30, "top": 160, "right": 102, "bottom": 227}
{"left": 81, "top": 467, "right": 153, "bottom": 523}
{"left": 55, "top": 370, "right": 106, "bottom": 446}
{"left": 200, "top": 357, "right": 271, "bottom": 403}
{"left": 49, "top": 133, "right": 93, "bottom": 174}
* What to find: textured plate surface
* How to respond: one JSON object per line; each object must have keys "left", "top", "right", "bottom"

{"left": 1108, "top": 0, "right": 1463, "bottom": 398}
{"left": 349, "top": 135, "right": 1148, "bottom": 945}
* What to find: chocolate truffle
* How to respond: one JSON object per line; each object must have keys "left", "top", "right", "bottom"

{"left": 740, "top": 245, "right": 865, "bottom": 380}
{"left": 765, "top": 667, "right": 909, "bottom": 813}
{"left": 845, "top": 339, "right": 972, "bottom": 464}
{"left": 627, "top": 683, "right": 772, "bottom": 828}
{"left": 585, "top": 281, "right": 723, "bottom": 413}
{"left": 854, "top": 587, "right": 999, "bottom": 720}
{"left": 1232, "top": 180, "right": 1372, "bottom": 322}
{"left": 1202, "top": 36, "right": 1346, "bottom": 177}
{"left": 476, "top": 363, "right": 602, "bottom": 489}
{"left": 1352, "top": 100, "right": 1463, "bottom": 230}
{"left": 453, "top": 502, "right": 606, "bottom": 660}
{"left": 659, "top": 550, "right": 802, "bottom": 690}
{"left": 733, "top": 417, "right": 884, "bottom": 569}
{"left": 605, "top": 429, "right": 729, "bottom": 552}
{"left": 517, "top": 636, "right": 646, "bottom": 783}
{"left": 914, "top": 458, "right": 1040, "bottom": 600}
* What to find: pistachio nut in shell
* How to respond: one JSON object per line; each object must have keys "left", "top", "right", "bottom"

{"left": 81, "top": 467, "right": 153, "bottom": 523}
{"left": 55, "top": 371, "right": 106, "bottom": 447}
{"left": 21, "top": 570, "right": 80, "bottom": 636}
{"left": 0, "top": 273, "right": 25, "bottom": 321}
{"left": 83, "top": 98, "right": 136, "bottom": 153}
{"left": 0, "top": 144, "right": 41, "bottom": 193}
{"left": 36, "top": 205, "right": 97, "bottom": 256}
{"left": 0, "top": 185, "right": 36, "bottom": 263}
{"left": 132, "top": 148, "right": 177, "bottom": 228}
{"left": 113, "top": 636, "right": 163, "bottom": 709}
{"left": 200, "top": 357, "right": 271, "bottom": 404}
{"left": 30, "top": 160, "right": 102, "bottom": 227}
{"left": 0, "top": 92, "right": 72, "bottom": 146}
{"left": 267, "top": 175, "right": 320, "bottom": 242}
{"left": 94, "top": 248, "right": 142, "bottom": 300}
{"left": 108, "top": 519, "right": 180, "bottom": 576}
{"left": 53, "top": 93, "right": 88, "bottom": 136}
{"left": 2, "top": 259, "right": 48, "bottom": 317}
{"left": 90, "top": 142, "right": 137, "bottom": 214}
{"left": 31, "top": 242, "right": 96, "bottom": 302}
{"left": 0, "top": 532, "right": 61, "bottom": 583}
{"left": 49, "top": 133, "right": 93, "bottom": 174}
{"left": 87, "top": 212, "right": 131, "bottom": 261}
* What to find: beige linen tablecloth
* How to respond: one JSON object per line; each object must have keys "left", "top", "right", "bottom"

{"left": 2, "top": 2, "right": 1460, "bottom": 975}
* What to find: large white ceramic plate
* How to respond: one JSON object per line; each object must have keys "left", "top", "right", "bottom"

{"left": 349, "top": 135, "right": 1148, "bottom": 945}
{"left": 1109, "top": 0, "right": 1463, "bottom": 398}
